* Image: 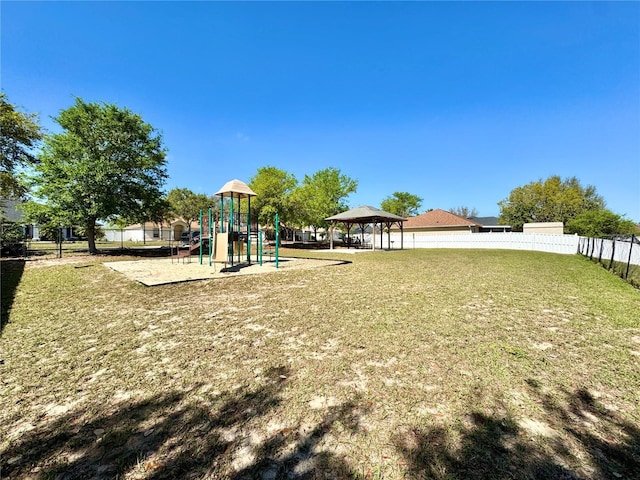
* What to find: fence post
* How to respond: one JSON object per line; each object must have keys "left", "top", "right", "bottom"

{"left": 598, "top": 238, "right": 604, "bottom": 263}
{"left": 625, "top": 235, "right": 634, "bottom": 280}
{"left": 589, "top": 237, "right": 594, "bottom": 260}
{"left": 610, "top": 239, "right": 616, "bottom": 271}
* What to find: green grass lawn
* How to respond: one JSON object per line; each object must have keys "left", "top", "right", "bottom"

{"left": 1, "top": 249, "right": 639, "bottom": 479}
{"left": 25, "top": 240, "right": 172, "bottom": 256}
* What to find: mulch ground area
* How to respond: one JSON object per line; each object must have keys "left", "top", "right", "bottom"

{"left": 104, "top": 256, "right": 347, "bottom": 286}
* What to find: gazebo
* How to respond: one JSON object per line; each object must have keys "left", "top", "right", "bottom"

{"left": 325, "top": 205, "right": 406, "bottom": 250}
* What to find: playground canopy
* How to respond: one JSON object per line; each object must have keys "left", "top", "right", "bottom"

{"left": 214, "top": 179, "right": 257, "bottom": 198}
{"left": 325, "top": 205, "right": 406, "bottom": 250}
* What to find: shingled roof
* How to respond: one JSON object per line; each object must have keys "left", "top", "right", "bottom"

{"left": 403, "top": 209, "right": 478, "bottom": 229}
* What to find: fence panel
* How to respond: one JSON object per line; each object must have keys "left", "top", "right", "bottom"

{"left": 381, "top": 232, "right": 580, "bottom": 255}
{"left": 578, "top": 235, "right": 639, "bottom": 286}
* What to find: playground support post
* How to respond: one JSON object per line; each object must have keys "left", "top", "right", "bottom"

{"left": 247, "top": 210, "right": 251, "bottom": 264}
{"left": 229, "top": 194, "right": 234, "bottom": 267}
{"left": 219, "top": 197, "right": 224, "bottom": 233}
{"left": 275, "top": 213, "right": 279, "bottom": 269}
{"left": 259, "top": 230, "right": 263, "bottom": 266}
{"left": 236, "top": 194, "right": 241, "bottom": 266}
{"left": 208, "top": 207, "right": 213, "bottom": 267}
{"left": 247, "top": 197, "right": 251, "bottom": 264}
{"left": 199, "top": 209, "right": 203, "bottom": 264}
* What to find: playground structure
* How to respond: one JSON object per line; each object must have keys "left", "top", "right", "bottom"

{"left": 172, "top": 179, "right": 279, "bottom": 269}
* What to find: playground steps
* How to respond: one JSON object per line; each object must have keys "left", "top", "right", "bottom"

{"left": 174, "top": 241, "right": 201, "bottom": 259}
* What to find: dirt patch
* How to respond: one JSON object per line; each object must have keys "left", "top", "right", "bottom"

{"left": 104, "top": 257, "right": 347, "bottom": 286}
{"left": 23, "top": 256, "right": 92, "bottom": 269}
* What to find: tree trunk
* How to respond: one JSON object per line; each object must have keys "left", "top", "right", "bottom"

{"left": 86, "top": 217, "right": 98, "bottom": 254}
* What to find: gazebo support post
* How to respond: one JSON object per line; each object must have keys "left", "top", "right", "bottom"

{"left": 385, "top": 222, "right": 392, "bottom": 250}
{"left": 371, "top": 223, "right": 375, "bottom": 251}
{"left": 330, "top": 223, "right": 334, "bottom": 250}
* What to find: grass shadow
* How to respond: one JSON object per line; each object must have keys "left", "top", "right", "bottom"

{"left": 394, "top": 385, "right": 639, "bottom": 479}
{"left": 2, "top": 366, "right": 364, "bottom": 479}
{"left": 0, "top": 259, "right": 25, "bottom": 334}
{"left": 96, "top": 246, "right": 175, "bottom": 258}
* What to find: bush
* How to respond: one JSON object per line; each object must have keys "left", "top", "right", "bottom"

{"left": 566, "top": 209, "right": 636, "bottom": 237}
{"left": 0, "top": 222, "right": 25, "bottom": 256}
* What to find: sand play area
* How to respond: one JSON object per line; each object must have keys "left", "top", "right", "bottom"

{"left": 104, "top": 256, "right": 347, "bottom": 286}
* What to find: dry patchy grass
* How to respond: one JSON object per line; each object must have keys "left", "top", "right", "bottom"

{"left": 1, "top": 249, "right": 639, "bottom": 479}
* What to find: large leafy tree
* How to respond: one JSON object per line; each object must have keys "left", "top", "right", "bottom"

{"left": 566, "top": 209, "right": 637, "bottom": 237}
{"left": 0, "top": 93, "right": 42, "bottom": 199}
{"left": 167, "top": 188, "right": 214, "bottom": 231}
{"left": 31, "top": 98, "right": 168, "bottom": 254}
{"left": 294, "top": 167, "right": 358, "bottom": 231}
{"left": 381, "top": 192, "right": 423, "bottom": 218}
{"left": 498, "top": 176, "right": 605, "bottom": 231}
{"left": 249, "top": 166, "right": 298, "bottom": 228}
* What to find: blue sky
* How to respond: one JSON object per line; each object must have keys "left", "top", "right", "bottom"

{"left": 3, "top": 1, "right": 639, "bottom": 220}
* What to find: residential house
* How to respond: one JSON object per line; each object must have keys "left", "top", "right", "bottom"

{"left": 103, "top": 219, "right": 189, "bottom": 243}
{"left": 523, "top": 222, "right": 564, "bottom": 234}
{"left": 397, "top": 209, "right": 480, "bottom": 234}
{"left": 468, "top": 216, "right": 512, "bottom": 232}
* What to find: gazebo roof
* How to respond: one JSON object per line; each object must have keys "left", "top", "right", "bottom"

{"left": 325, "top": 205, "right": 406, "bottom": 223}
{"left": 214, "top": 179, "right": 257, "bottom": 198}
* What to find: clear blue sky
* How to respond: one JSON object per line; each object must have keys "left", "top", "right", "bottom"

{"left": 3, "top": 1, "right": 639, "bottom": 220}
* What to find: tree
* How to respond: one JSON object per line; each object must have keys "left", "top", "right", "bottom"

{"left": 293, "top": 167, "right": 358, "bottom": 233}
{"left": 0, "top": 221, "right": 25, "bottom": 256}
{"left": 0, "top": 93, "right": 42, "bottom": 198}
{"left": 449, "top": 206, "right": 478, "bottom": 218}
{"left": 498, "top": 176, "right": 605, "bottom": 231}
{"left": 167, "top": 188, "right": 214, "bottom": 232}
{"left": 565, "top": 209, "right": 637, "bottom": 237}
{"left": 381, "top": 192, "right": 423, "bottom": 218}
{"left": 20, "top": 201, "right": 65, "bottom": 242}
{"left": 31, "top": 98, "right": 167, "bottom": 254}
{"left": 249, "top": 166, "right": 298, "bottom": 228}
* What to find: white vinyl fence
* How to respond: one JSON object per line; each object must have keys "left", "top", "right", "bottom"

{"left": 578, "top": 236, "right": 640, "bottom": 266}
{"left": 577, "top": 235, "right": 640, "bottom": 283}
{"left": 373, "top": 232, "right": 580, "bottom": 255}
{"left": 103, "top": 228, "right": 178, "bottom": 243}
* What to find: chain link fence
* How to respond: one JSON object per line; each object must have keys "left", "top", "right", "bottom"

{"left": 578, "top": 235, "right": 639, "bottom": 288}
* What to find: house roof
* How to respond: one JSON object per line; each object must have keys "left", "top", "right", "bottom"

{"left": 325, "top": 205, "right": 406, "bottom": 223}
{"left": 215, "top": 179, "right": 257, "bottom": 198}
{"left": 468, "top": 216, "right": 504, "bottom": 227}
{"left": 0, "top": 198, "right": 23, "bottom": 222}
{"left": 403, "top": 209, "right": 478, "bottom": 229}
